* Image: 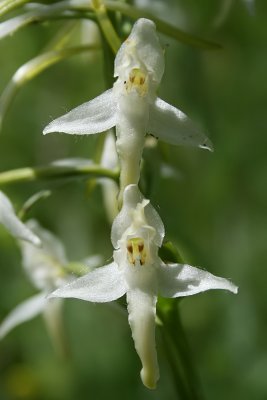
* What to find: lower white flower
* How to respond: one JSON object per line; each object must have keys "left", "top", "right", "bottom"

{"left": 49, "top": 185, "right": 238, "bottom": 389}
{"left": 0, "top": 220, "right": 68, "bottom": 345}
{"left": 0, "top": 191, "right": 40, "bottom": 246}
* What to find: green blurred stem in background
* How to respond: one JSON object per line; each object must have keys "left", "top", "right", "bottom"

{"left": 0, "top": 0, "right": 30, "bottom": 17}
{"left": 0, "top": 45, "right": 100, "bottom": 130}
{"left": 158, "top": 242, "right": 204, "bottom": 399}
{"left": 0, "top": 164, "right": 119, "bottom": 186}
{"left": 92, "top": 0, "right": 121, "bottom": 53}
{"left": 103, "top": 0, "right": 221, "bottom": 50}
{"left": 0, "top": 1, "right": 221, "bottom": 50}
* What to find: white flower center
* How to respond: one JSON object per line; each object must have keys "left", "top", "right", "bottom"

{"left": 124, "top": 68, "right": 148, "bottom": 96}
{"left": 126, "top": 237, "right": 146, "bottom": 266}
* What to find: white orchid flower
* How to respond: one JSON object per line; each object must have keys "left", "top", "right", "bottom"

{"left": 43, "top": 18, "right": 213, "bottom": 198}
{"left": 48, "top": 184, "right": 237, "bottom": 389}
{"left": 0, "top": 191, "right": 40, "bottom": 246}
{"left": 0, "top": 220, "right": 68, "bottom": 343}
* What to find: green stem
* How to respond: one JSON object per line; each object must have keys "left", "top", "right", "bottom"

{"left": 0, "top": 164, "right": 119, "bottom": 186}
{"left": 92, "top": 0, "right": 121, "bottom": 53}
{"left": 18, "top": 190, "right": 51, "bottom": 220}
{"left": 157, "top": 242, "right": 204, "bottom": 399}
{"left": 0, "top": 1, "right": 220, "bottom": 49}
{"left": 0, "top": 45, "right": 100, "bottom": 130}
{"left": 159, "top": 318, "right": 192, "bottom": 399}
{"left": 158, "top": 304, "right": 204, "bottom": 400}
{"left": 0, "top": 0, "right": 30, "bottom": 17}
{"left": 103, "top": 1, "right": 221, "bottom": 49}
{"left": 173, "top": 308, "right": 204, "bottom": 400}
{"left": 43, "top": 21, "right": 79, "bottom": 52}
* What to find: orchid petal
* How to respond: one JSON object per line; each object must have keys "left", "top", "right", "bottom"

{"left": 20, "top": 220, "right": 67, "bottom": 291}
{"left": 43, "top": 89, "right": 117, "bottom": 135}
{"left": 0, "top": 293, "right": 47, "bottom": 339}
{"left": 111, "top": 184, "right": 164, "bottom": 248}
{"left": 114, "top": 18, "right": 164, "bottom": 85}
{"left": 127, "top": 289, "right": 159, "bottom": 389}
{"left": 49, "top": 262, "right": 127, "bottom": 302}
{"left": 0, "top": 3, "right": 75, "bottom": 40}
{"left": 158, "top": 262, "right": 238, "bottom": 298}
{"left": 43, "top": 298, "right": 69, "bottom": 358}
{"left": 0, "top": 13, "right": 34, "bottom": 40}
{"left": 0, "top": 191, "right": 41, "bottom": 246}
{"left": 148, "top": 97, "right": 213, "bottom": 151}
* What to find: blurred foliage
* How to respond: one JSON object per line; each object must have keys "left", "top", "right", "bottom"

{"left": 0, "top": 0, "right": 267, "bottom": 399}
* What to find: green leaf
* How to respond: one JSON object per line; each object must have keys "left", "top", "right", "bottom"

{"left": 103, "top": 0, "right": 222, "bottom": 49}
{"left": 0, "top": 45, "right": 100, "bottom": 130}
{"left": 0, "top": 2, "right": 93, "bottom": 40}
{"left": 92, "top": 0, "right": 121, "bottom": 53}
{"left": 18, "top": 190, "right": 51, "bottom": 220}
{"left": 159, "top": 241, "right": 185, "bottom": 264}
{"left": 0, "top": 0, "right": 31, "bottom": 18}
{"left": 0, "top": 162, "right": 119, "bottom": 186}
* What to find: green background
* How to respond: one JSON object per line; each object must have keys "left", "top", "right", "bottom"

{"left": 0, "top": 1, "right": 267, "bottom": 399}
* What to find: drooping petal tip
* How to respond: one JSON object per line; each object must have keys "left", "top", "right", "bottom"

{"left": 148, "top": 98, "right": 214, "bottom": 152}
{"left": 229, "top": 282, "right": 238, "bottom": 294}
{"left": 141, "top": 367, "right": 158, "bottom": 390}
{"left": 127, "top": 289, "right": 159, "bottom": 390}
{"left": 0, "top": 293, "right": 47, "bottom": 340}
{"left": 158, "top": 263, "right": 238, "bottom": 298}
{"left": 0, "top": 191, "right": 41, "bottom": 246}
{"left": 199, "top": 137, "right": 214, "bottom": 152}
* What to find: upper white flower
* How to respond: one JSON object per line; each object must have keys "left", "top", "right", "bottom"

{"left": 48, "top": 184, "right": 237, "bottom": 389}
{"left": 43, "top": 18, "right": 213, "bottom": 196}
{"left": 0, "top": 190, "right": 41, "bottom": 246}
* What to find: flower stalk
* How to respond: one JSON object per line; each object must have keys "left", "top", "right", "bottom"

{"left": 158, "top": 299, "right": 204, "bottom": 399}
{"left": 0, "top": 163, "right": 119, "bottom": 186}
{"left": 0, "top": 0, "right": 30, "bottom": 17}
{"left": 0, "top": 45, "right": 100, "bottom": 130}
{"left": 103, "top": 1, "right": 222, "bottom": 49}
{"left": 92, "top": 0, "right": 121, "bottom": 53}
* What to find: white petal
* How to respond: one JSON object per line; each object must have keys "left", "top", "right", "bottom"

{"left": 158, "top": 262, "right": 238, "bottom": 298}
{"left": 127, "top": 289, "right": 159, "bottom": 389}
{"left": 0, "top": 293, "right": 47, "bottom": 339}
{"left": 20, "top": 220, "right": 68, "bottom": 291}
{"left": 0, "top": 191, "right": 41, "bottom": 246}
{"left": 148, "top": 98, "right": 213, "bottom": 151}
{"left": 0, "top": 3, "right": 75, "bottom": 40}
{"left": 114, "top": 18, "right": 164, "bottom": 85}
{"left": 43, "top": 89, "right": 117, "bottom": 135}
{"left": 43, "top": 299, "right": 69, "bottom": 358}
{"left": 0, "top": 13, "right": 32, "bottom": 40}
{"left": 111, "top": 184, "right": 164, "bottom": 248}
{"left": 49, "top": 262, "right": 127, "bottom": 302}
